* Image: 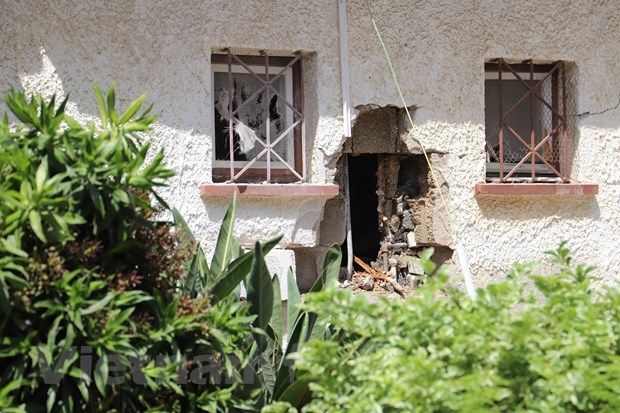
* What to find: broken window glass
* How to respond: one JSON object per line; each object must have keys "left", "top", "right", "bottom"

{"left": 211, "top": 52, "right": 304, "bottom": 183}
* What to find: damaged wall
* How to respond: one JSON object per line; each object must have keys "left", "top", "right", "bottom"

{"left": 1, "top": 0, "right": 619, "bottom": 288}
{"left": 344, "top": 0, "right": 620, "bottom": 286}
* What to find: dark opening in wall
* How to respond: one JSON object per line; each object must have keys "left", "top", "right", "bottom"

{"left": 341, "top": 154, "right": 381, "bottom": 264}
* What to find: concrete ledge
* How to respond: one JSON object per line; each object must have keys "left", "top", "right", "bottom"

{"left": 475, "top": 183, "right": 599, "bottom": 196}
{"left": 200, "top": 183, "right": 340, "bottom": 197}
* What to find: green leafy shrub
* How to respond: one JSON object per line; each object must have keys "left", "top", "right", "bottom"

{"left": 0, "top": 87, "right": 261, "bottom": 412}
{"left": 172, "top": 195, "right": 343, "bottom": 412}
{"left": 293, "top": 243, "right": 620, "bottom": 412}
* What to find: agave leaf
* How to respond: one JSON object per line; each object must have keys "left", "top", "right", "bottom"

{"left": 210, "top": 192, "right": 237, "bottom": 278}
{"left": 209, "top": 235, "right": 282, "bottom": 305}
{"left": 247, "top": 241, "right": 273, "bottom": 352}
{"left": 276, "top": 374, "right": 313, "bottom": 408}
{"left": 309, "top": 244, "right": 342, "bottom": 293}
{"left": 270, "top": 274, "right": 283, "bottom": 346}
{"left": 273, "top": 312, "right": 307, "bottom": 400}
{"left": 286, "top": 267, "right": 301, "bottom": 338}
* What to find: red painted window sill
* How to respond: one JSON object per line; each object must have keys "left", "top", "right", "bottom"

{"left": 475, "top": 183, "right": 599, "bottom": 196}
{"left": 200, "top": 183, "right": 340, "bottom": 198}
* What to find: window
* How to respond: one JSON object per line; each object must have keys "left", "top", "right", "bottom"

{"left": 485, "top": 59, "right": 572, "bottom": 183}
{"left": 211, "top": 51, "right": 305, "bottom": 183}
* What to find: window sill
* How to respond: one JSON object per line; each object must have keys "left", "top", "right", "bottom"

{"left": 475, "top": 183, "right": 598, "bottom": 196}
{"left": 200, "top": 183, "right": 340, "bottom": 198}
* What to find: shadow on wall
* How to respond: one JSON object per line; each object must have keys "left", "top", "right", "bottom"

{"left": 476, "top": 195, "right": 600, "bottom": 221}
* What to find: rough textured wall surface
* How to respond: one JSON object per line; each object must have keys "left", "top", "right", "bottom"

{"left": 1, "top": 0, "right": 619, "bottom": 285}
{"left": 0, "top": 0, "right": 345, "bottom": 255}
{"left": 346, "top": 0, "right": 620, "bottom": 285}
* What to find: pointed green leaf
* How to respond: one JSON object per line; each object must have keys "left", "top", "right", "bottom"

{"left": 107, "top": 84, "right": 117, "bottom": 124}
{"left": 118, "top": 93, "right": 147, "bottom": 124}
{"left": 209, "top": 235, "right": 282, "bottom": 305}
{"left": 277, "top": 374, "right": 313, "bottom": 408}
{"left": 210, "top": 193, "right": 237, "bottom": 278}
{"left": 309, "top": 244, "right": 342, "bottom": 293}
{"left": 93, "top": 83, "right": 108, "bottom": 126}
{"left": 35, "top": 158, "right": 48, "bottom": 193}
{"left": 273, "top": 312, "right": 307, "bottom": 400}
{"left": 247, "top": 241, "right": 273, "bottom": 337}
{"left": 29, "top": 210, "right": 47, "bottom": 243}
{"left": 286, "top": 267, "right": 301, "bottom": 338}
{"left": 80, "top": 293, "right": 114, "bottom": 315}
{"left": 271, "top": 274, "right": 283, "bottom": 346}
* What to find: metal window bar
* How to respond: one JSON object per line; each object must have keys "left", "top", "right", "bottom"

{"left": 224, "top": 50, "right": 304, "bottom": 183}
{"left": 494, "top": 59, "right": 569, "bottom": 183}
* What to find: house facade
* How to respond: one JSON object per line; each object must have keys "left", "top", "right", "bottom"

{"left": 1, "top": 0, "right": 618, "bottom": 290}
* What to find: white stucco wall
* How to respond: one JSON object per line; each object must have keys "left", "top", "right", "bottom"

{"left": 345, "top": 0, "right": 620, "bottom": 285}
{"left": 0, "top": 0, "right": 346, "bottom": 259}
{"left": 1, "top": 0, "right": 619, "bottom": 286}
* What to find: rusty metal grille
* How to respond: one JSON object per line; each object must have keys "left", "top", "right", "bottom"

{"left": 485, "top": 59, "right": 573, "bottom": 183}
{"left": 212, "top": 51, "right": 305, "bottom": 183}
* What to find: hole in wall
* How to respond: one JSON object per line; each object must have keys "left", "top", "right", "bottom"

{"left": 337, "top": 105, "right": 454, "bottom": 282}
{"left": 341, "top": 154, "right": 381, "bottom": 264}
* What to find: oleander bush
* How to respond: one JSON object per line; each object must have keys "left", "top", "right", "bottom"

{"left": 0, "top": 86, "right": 342, "bottom": 413}
{"left": 291, "top": 243, "right": 620, "bottom": 412}
{"left": 0, "top": 86, "right": 263, "bottom": 412}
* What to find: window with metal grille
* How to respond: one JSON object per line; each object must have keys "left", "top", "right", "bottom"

{"left": 485, "top": 59, "right": 573, "bottom": 183}
{"left": 211, "top": 51, "right": 305, "bottom": 183}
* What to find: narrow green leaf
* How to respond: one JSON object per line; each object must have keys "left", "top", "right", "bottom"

{"left": 94, "top": 353, "right": 108, "bottom": 395}
{"left": 209, "top": 250, "right": 253, "bottom": 304}
{"left": 93, "top": 83, "right": 108, "bottom": 126}
{"left": 0, "top": 238, "right": 28, "bottom": 258}
{"left": 309, "top": 244, "right": 342, "bottom": 293}
{"left": 210, "top": 192, "right": 237, "bottom": 278}
{"left": 209, "top": 235, "right": 282, "bottom": 305}
{"left": 29, "top": 210, "right": 47, "bottom": 243}
{"left": 184, "top": 246, "right": 202, "bottom": 298}
{"left": 118, "top": 93, "right": 147, "bottom": 124}
{"left": 80, "top": 293, "right": 114, "bottom": 315}
{"left": 271, "top": 274, "right": 283, "bottom": 346}
{"left": 247, "top": 241, "right": 274, "bottom": 335}
{"left": 35, "top": 158, "right": 48, "bottom": 193}
{"left": 286, "top": 267, "right": 301, "bottom": 338}
{"left": 273, "top": 312, "right": 307, "bottom": 400}
{"left": 107, "top": 83, "right": 117, "bottom": 124}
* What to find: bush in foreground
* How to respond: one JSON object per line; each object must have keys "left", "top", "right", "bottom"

{"left": 293, "top": 244, "right": 620, "bottom": 412}
{"left": 0, "top": 87, "right": 259, "bottom": 412}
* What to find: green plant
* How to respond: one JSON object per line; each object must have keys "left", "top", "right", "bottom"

{"left": 293, "top": 243, "right": 620, "bottom": 412}
{"left": 0, "top": 86, "right": 261, "bottom": 412}
{"left": 173, "top": 194, "right": 343, "bottom": 412}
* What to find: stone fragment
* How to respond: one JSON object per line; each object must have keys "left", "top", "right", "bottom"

{"left": 407, "top": 259, "right": 424, "bottom": 275}
{"left": 406, "top": 231, "right": 417, "bottom": 248}
{"left": 396, "top": 201, "right": 405, "bottom": 215}
{"left": 388, "top": 257, "right": 398, "bottom": 267}
{"left": 406, "top": 274, "right": 415, "bottom": 288}
{"left": 389, "top": 215, "right": 401, "bottom": 233}
{"left": 360, "top": 275, "right": 374, "bottom": 291}
{"left": 402, "top": 210, "right": 415, "bottom": 230}
{"left": 387, "top": 292, "right": 401, "bottom": 300}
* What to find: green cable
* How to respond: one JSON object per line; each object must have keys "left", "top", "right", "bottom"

{"left": 364, "top": 0, "right": 459, "bottom": 244}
